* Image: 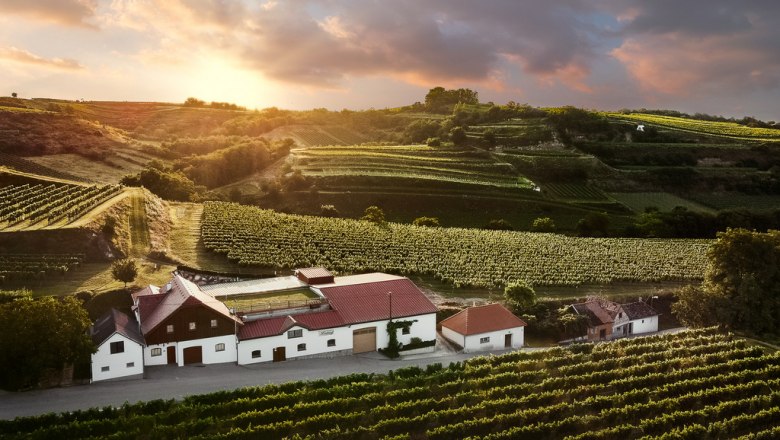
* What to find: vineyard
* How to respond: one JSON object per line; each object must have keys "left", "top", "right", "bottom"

{"left": 0, "top": 182, "right": 123, "bottom": 230}
{"left": 0, "top": 253, "right": 84, "bottom": 284}
{"left": 609, "top": 192, "right": 715, "bottom": 214}
{"left": 201, "top": 202, "right": 709, "bottom": 287}
{"left": 607, "top": 113, "right": 780, "bottom": 141}
{"left": 2, "top": 329, "right": 779, "bottom": 439}
{"left": 543, "top": 183, "right": 611, "bottom": 201}
{"left": 293, "top": 145, "right": 535, "bottom": 190}
{"left": 0, "top": 153, "right": 89, "bottom": 182}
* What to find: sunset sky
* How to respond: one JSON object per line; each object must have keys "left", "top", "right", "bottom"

{"left": 1, "top": 0, "right": 779, "bottom": 119}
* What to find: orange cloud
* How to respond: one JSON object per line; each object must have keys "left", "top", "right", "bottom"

{"left": 0, "top": 47, "right": 84, "bottom": 70}
{"left": 0, "top": 0, "right": 97, "bottom": 28}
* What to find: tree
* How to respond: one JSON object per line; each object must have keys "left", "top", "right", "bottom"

{"left": 504, "top": 281, "right": 537, "bottom": 313}
{"left": 111, "top": 258, "right": 138, "bottom": 288}
{"left": 450, "top": 127, "right": 467, "bottom": 146}
{"left": 320, "top": 204, "right": 339, "bottom": 217}
{"left": 576, "top": 212, "right": 610, "bottom": 237}
{"left": 183, "top": 97, "right": 206, "bottom": 107}
{"left": 361, "top": 206, "right": 386, "bottom": 224}
{"left": 532, "top": 217, "right": 556, "bottom": 233}
{"left": 484, "top": 219, "right": 513, "bottom": 231}
{"left": 481, "top": 129, "right": 496, "bottom": 148}
{"left": 426, "top": 137, "right": 441, "bottom": 147}
{"left": 413, "top": 216, "right": 440, "bottom": 227}
{"left": 672, "top": 229, "right": 780, "bottom": 335}
{"left": 0, "top": 296, "right": 94, "bottom": 390}
{"left": 11, "top": 92, "right": 17, "bottom": 98}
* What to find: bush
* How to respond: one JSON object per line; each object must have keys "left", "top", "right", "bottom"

{"left": 413, "top": 216, "right": 440, "bottom": 227}
{"left": 531, "top": 217, "right": 556, "bottom": 233}
{"left": 484, "top": 219, "right": 513, "bottom": 231}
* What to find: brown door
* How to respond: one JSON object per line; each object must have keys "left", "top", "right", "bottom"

{"left": 353, "top": 327, "right": 377, "bottom": 353}
{"left": 504, "top": 333, "right": 512, "bottom": 348}
{"left": 183, "top": 346, "right": 203, "bottom": 365}
{"left": 167, "top": 346, "right": 176, "bottom": 364}
{"left": 273, "top": 347, "right": 286, "bottom": 362}
{"left": 599, "top": 329, "right": 606, "bottom": 340}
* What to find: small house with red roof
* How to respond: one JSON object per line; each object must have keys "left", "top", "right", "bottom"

{"left": 439, "top": 303, "right": 527, "bottom": 352}
{"left": 90, "top": 308, "right": 145, "bottom": 382}
{"left": 570, "top": 299, "right": 659, "bottom": 341}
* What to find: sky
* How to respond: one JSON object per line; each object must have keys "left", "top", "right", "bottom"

{"left": 1, "top": 0, "right": 779, "bottom": 120}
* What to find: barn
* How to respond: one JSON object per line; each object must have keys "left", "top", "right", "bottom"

{"left": 90, "top": 308, "right": 145, "bottom": 382}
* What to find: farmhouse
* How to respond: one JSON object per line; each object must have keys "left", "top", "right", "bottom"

{"left": 440, "top": 303, "right": 526, "bottom": 352}
{"left": 570, "top": 299, "right": 659, "bottom": 341}
{"left": 90, "top": 308, "right": 145, "bottom": 382}
{"left": 92, "top": 268, "right": 438, "bottom": 378}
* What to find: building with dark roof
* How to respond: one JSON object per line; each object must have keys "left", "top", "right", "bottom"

{"left": 440, "top": 303, "right": 527, "bottom": 352}
{"left": 90, "top": 308, "right": 145, "bottom": 382}
{"left": 570, "top": 299, "right": 660, "bottom": 341}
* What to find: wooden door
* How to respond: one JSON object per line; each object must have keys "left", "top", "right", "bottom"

{"left": 273, "top": 346, "right": 286, "bottom": 362}
{"left": 599, "top": 328, "right": 606, "bottom": 340}
{"left": 183, "top": 346, "right": 203, "bottom": 365}
{"left": 166, "top": 346, "right": 176, "bottom": 365}
{"left": 353, "top": 327, "right": 377, "bottom": 353}
{"left": 504, "top": 333, "right": 512, "bottom": 348}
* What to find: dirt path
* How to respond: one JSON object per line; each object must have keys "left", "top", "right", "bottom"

{"left": 128, "top": 189, "right": 150, "bottom": 257}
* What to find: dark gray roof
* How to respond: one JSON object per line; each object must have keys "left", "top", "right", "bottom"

{"left": 92, "top": 308, "right": 145, "bottom": 347}
{"left": 571, "top": 301, "right": 614, "bottom": 326}
{"left": 621, "top": 302, "right": 659, "bottom": 320}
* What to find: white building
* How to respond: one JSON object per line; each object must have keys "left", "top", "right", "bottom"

{"left": 612, "top": 301, "right": 659, "bottom": 337}
{"left": 90, "top": 308, "right": 145, "bottom": 382}
{"left": 237, "top": 271, "right": 438, "bottom": 364}
{"left": 571, "top": 299, "right": 660, "bottom": 341}
{"left": 440, "top": 303, "right": 527, "bottom": 352}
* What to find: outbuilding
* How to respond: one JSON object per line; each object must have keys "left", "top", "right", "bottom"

{"left": 90, "top": 308, "right": 145, "bottom": 382}
{"left": 440, "top": 303, "right": 527, "bottom": 352}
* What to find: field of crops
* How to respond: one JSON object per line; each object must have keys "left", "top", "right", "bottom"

{"left": 293, "top": 145, "right": 534, "bottom": 190}
{"left": 0, "top": 253, "right": 84, "bottom": 284}
{"left": 291, "top": 128, "right": 343, "bottom": 146}
{"left": 543, "top": 183, "right": 610, "bottom": 201}
{"left": 201, "top": 202, "right": 709, "bottom": 287}
{"left": 0, "top": 153, "right": 89, "bottom": 182}
{"left": 607, "top": 113, "right": 780, "bottom": 141}
{"left": 687, "top": 193, "right": 780, "bottom": 212}
{"left": 3, "top": 328, "right": 779, "bottom": 439}
{"left": 0, "top": 182, "right": 122, "bottom": 230}
{"left": 609, "top": 192, "right": 715, "bottom": 214}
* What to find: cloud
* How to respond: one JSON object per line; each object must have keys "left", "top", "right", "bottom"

{"left": 0, "top": 0, "right": 97, "bottom": 27}
{"left": 607, "top": 0, "right": 780, "bottom": 96}
{"left": 0, "top": 47, "right": 84, "bottom": 70}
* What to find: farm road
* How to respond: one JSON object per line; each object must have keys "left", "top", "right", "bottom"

{"left": 0, "top": 349, "right": 485, "bottom": 420}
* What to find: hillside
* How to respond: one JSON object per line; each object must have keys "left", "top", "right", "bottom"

{"left": 2, "top": 329, "right": 778, "bottom": 439}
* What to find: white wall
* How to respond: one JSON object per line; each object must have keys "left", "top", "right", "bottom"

{"left": 441, "top": 326, "right": 465, "bottom": 347}
{"left": 178, "top": 334, "right": 237, "bottom": 366}
{"left": 461, "top": 327, "right": 525, "bottom": 353}
{"left": 144, "top": 342, "right": 173, "bottom": 366}
{"left": 91, "top": 333, "right": 144, "bottom": 382}
{"left": 631, "top": 315, "right": 658, "bottom": 334}
{"left": 238, "top": 313, "right": 437, "bottom": 365}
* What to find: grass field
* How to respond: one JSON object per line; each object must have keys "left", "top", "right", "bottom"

{"left": 688, "top": 193, "right": 780, "bottom": 211}
{"left": 220, "top": 288, "right": 319, "bottom": 313}
{"left": 609, "top": 192, "right": 716, "bottom": 214}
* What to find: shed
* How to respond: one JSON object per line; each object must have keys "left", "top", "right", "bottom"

{"left": 440, "top": 303, "right": 527, "bottom": 352}
{"left": 295, "top": 267, "right": 335, "bottom": 285}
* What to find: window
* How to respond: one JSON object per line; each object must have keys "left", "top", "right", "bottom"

{"left": 402, "top": 326, "right": 411, "bottom": 335}
{"left": 215, "top": 343, "right": 225, "bottom": 352}
{"left": 297, "top": 343, "right": 306, "bottom": 352}
{"left": 618, "top": 312, "right": 623, "bottom": 319}
{"left": 189, "top": 322, "right": 196, "bottom": 331}
{"left": 110, "top": 341, "right": 125, "bottom": 354}
{"left": 166, "top": 324, "right": 174, "bottom": 334}
{"left": 327, "top": 339, "right": 336, "bottom": 347}
{"left": 251, "top": 350, "right": 261, "bottom": 358}
{"left": 101, "top": 366, "right": 109, "bottom": 372}
{"left": 211, "top": 319, "right": 218, "bottom": 328}
{"left": 480, "top": 337, "right": 490, "bottom": 344}
{"left": 126, "top": 362, "right": 134, "bottom": 368}
{"left": 288, "top": 329, "right": 303, "bottom": 339}
{"left": 151, "top": 348, "right": 162, "bottom": 357}
{"left": 642, "top": 319, "right": 645, "bottom": 323}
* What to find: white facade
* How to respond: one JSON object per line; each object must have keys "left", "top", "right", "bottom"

{"left": 613, "top": 314, "right": 659, "bottom": 338}
{"left": 238, "top": 313, "right": 437, "bottom": 365}
{"left": 443, "top": 326, "right": 525, "bottom": 353}
{"left": 91, "top": 333, "right": 144, "bottom": 382}
{"left": 146, "top": 334, "right": 237, "bottom": 367}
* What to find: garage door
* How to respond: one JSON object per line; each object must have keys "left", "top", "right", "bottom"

{"left": 353, "top": 327, "right": 377, "bottom": 353}
{"left": 183, "top": 346, "right": 203, "bottom": 365}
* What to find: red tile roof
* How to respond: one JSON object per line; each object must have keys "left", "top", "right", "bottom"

{"left": 571, "top": 301, "right": 615, "bottom": 326}
{"left": 239, "top": 310, "right": 344, "bottom": 340}
{"left": 139, "top": 275, "right": 241, "bottom": 335}
{"left": 440, "top": 303, "right": 527, "bottom": 336}
{"left": 320, "top": 278, "right": 438, "bottom": 324}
